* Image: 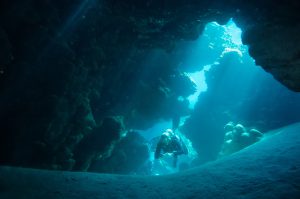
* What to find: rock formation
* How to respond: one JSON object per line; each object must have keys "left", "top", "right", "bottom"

{"left": 0, "top": 0, "right": 300, "bottom": 171}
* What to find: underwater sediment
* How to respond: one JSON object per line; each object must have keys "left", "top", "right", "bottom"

{"left": 1, "top": 123, "right": 300, "bottom": 198}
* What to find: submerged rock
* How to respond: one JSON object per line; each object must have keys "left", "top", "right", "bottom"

{"left": 1, "top": 123, "right": 300, "bottom": 198}
{"left": 89, "top": 131, "right": 150, "bottom": 174}
{"left": 182, "top": 49, "right": 300, "bottom": 164}
{"left": 219, "top": 122, "right": 263, "bottom": 157}
{"left": 1, "top": 0, "right": 300, "bottom": 171}
{"left": 241, "top": 14, "right": 300, "bottom": 92}
{"left": 73, "top": 116, "right": 124, "bottom": 171}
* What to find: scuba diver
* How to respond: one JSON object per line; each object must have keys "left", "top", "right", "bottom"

{"left": 154, "top": 129, "right": 188, "bottom": 168}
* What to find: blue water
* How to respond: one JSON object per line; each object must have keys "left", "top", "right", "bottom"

{"left": 136, "top": 19, "right": 300, "bottom": 175}
{"left": 186, "top": 19, "right": 246, "bottom": 108}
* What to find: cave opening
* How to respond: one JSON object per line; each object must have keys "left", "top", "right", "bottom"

{"left": 1, "top": 1, "right": 300, "bottom": 197}
{"left": 132, "top": 18, "right": 300, "bottom": 176}
{"left": 134, "top": 19, "right": 252, "bottom": 175}
{"left": 186, "top": 19, "right": 245, "bottom": 109}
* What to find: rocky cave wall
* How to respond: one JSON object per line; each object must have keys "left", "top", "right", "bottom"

{"left": 0, "top": 0, "right": 300, "bottom": 172}
{"left": 181, "top": 50, "right": 300, "bottom": 165}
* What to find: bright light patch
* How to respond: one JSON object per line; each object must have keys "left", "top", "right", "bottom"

{"left": 186, "top": 19, "right": 244, "bottom": 109}
{"left": 187, "top": 67, "right": 209, "bottom": 109}
{"left": 225, "top": 19, "right": 243, "bottom": 46}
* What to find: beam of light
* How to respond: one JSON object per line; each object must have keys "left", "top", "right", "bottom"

{"left": 35, "top": 0, "right": 99, "bottom": 63}
{"left": 223, "top": 19, "right": 243, "bottom": 46}
{"left": 58, "top": 0, "right": 97, "bottom": 37}
{"left": 186, "top": 19, "right": 245, "bottom": 109}
{"left": 187, "top": 67, "right": 208, "bottom": 109}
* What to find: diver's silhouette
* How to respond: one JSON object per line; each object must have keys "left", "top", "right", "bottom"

{"left": 154, "top": 129, "right": 188, "bottom": 167}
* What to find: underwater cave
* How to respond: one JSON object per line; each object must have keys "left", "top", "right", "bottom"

{"left": 1, "top": 0, "right": 300, "bottom": 198}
